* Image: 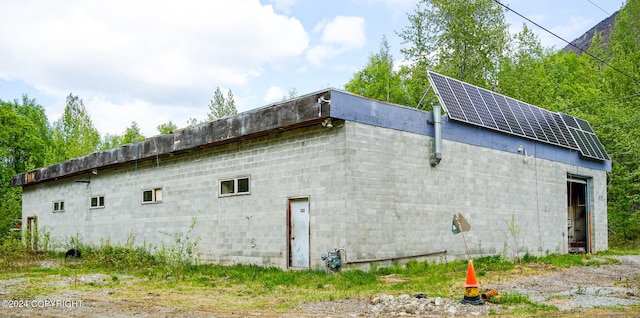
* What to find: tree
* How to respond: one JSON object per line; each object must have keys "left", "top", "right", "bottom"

{"left": 207, "top": 87, "right": 237, "bottom": 121}
{"left": 345, "top": 36, "right": 411, "bottom": 106}
{"left": 157, "top": 121, "right": 178, "bottom": 134}
{"left": 397, "top": 0, "right": 509, "bottom": 89}
{"left": 186, "top": 117, "right": 200, "bottom": 128}
{"left": 496, "top": 24, "right": 552, "bottom": 104}
{"left": 0, "top": 96, "right": 51, "bottom": 172}
{"left": 496, "top": 24, "right": 608, "bottom": 113}
{"left": 606, "top": 0, "right": 640, "bottom": 98}
{"left": 121, "top": 121, "right": 145, "bottom": 144}
{"left": 0, "top": 96, "right": 52, "bottom": 240}
{"left": 281, "top": 88, "right": 298, "bottom": 101}
{"left": 99, "top": 134, "right": 123, "bottom": 151}
{"left": 0, "top": 165, "right": 21, "bottom": 240}
{"left": 51, "top": 94, "right": 100, "bottom": 163}
{"left": 98, "top": 121, "right": 146, "bottom": 150}
{"left": 599, "top": 0, "right": 640, "bottom": 246}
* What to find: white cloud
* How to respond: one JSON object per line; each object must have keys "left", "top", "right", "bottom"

{"left": 264, "top": 86, "right": 285, "bottom": 103}
{"left": 268, "top": 0, "right": 297, "bottom": 14}
{"left": 321, "top": 16, "right": 367, "bottom": 49}
{"left": 306, "top": 16, "right": 366, "bottom": 66}
{"left": 306, "top": 45, "right": 334, "bottom": 67}
{"left": 0, "top": 0, "right": 309, "bottom": 134}
{"left": 352, "top": 0, "right": 417, "bottom": 17}
{"left": 85, "top": 97, "right": 202, "bottom": 137}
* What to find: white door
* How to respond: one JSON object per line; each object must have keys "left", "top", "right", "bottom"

{"left": 289, "top": 198, "right": 310, "bottom": 268}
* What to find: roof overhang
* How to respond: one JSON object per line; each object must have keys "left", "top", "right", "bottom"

{"left": 12, "top": 90, "right": 333, "bottom": 187}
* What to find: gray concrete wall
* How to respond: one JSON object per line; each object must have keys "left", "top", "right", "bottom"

{"left": 342, "top": 122, "right": 607, "bottom": 266}
{"left": 22, "top": 123, "right": 347, "bottom": 269}
{"left": 22, "top": 120, "right": 608, "bottom": 269}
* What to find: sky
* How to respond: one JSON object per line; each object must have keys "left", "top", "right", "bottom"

{"left": 0, "top": 0, "right": 626, "bottom": 137}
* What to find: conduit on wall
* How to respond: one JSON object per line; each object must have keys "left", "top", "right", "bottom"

{"left": 344, "top": 250, "right": 447, "bottom": 265}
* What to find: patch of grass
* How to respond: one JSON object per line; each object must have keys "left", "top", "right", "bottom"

{"left": 528, "top": 253, "right": 584, "bottom": 268}
{"left": 81, "top": 241, "right": 163, "bottom": 272}
{"left": 4, "top": 239, "right": 640, "bottom": 316}
{"left": 491, "top": 291, "right": 531, "bottom": 305}
{"left": 475, "top": 254, "right": 515, "bottom": 272}
{"left": 547, "top": 294, "right": 571, "bottom": 301}
{"left": 597, "top": 248, "right": 640, "bottom": 256}
{"left": 0, "top": 237, "right": 48, "bottom": 271}
{"left": 523, "top": 252, "right": 616, "bottom": 268}
{"left": 490, "top": 292, "right": 558, "bottom": 314}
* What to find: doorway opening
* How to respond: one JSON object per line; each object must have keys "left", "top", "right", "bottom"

{"left": 26, "top": 216, "right": 38, "bottom": 251}
{"left": 567, "top": 177, "right": 590, "bottom": 253}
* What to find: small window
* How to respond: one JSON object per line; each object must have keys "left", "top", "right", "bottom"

{"left": 237, "top": 178, "right": 249, "bottom": 193}
{"left": 142, "top": 188, "right": 163, "bottom": 203}
{"left": 219, "top": 176, "right": 250, "bottom": 197}
{"left": 90, "top": 195, "right": 105, "bottom": 208}
{"left": 220, "top": 180, "right": 235, "bottom": 195}
{"left": 53, "top": 200, "right": 65, "bottom": 213}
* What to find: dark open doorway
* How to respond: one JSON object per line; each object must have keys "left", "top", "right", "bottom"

{"left": 567, "top": 177, "right": 589, "bottom": 253}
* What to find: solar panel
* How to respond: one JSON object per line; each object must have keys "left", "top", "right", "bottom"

{"left": 492, "top": 94, "right": 525, "bottom": 136}
{"left": 560, "top": 113, "right": 610, "bottom": 161}
{"left": 576, "top": 117, "right": 595, "bottom": 133}
{"left": 448, "top": 80, "right": 483, "bottom": 125}
{"left": 477, "top": 89, "right": 511, "bottom": 132}
{"left": 518, "top": 101, "right": 548, "bottom": 142}
{"left": 590, "top": 133, "right": 609, "bottom": 158}
{"left": 533, "top": 107, "right": 559, "bottom": 145}
{"left": 463, "top": 83, "right": 497, "bottom": 129}
{"left": 571, "top": 129, "right": 594, "bottom": 157}
{"left": 427, "top": 71, "right": 610, "bottom": 161}
{"left": 552, "top": 113, "right": 579, "bottom": 149}
{"left": 507, "top": 98, "right": 537, "bottom": 139}
{"left": 560, "top": 113, "right": 580, "bottom": 129}
{"left": 428, "top": 72, "right": 467, "bottom": 121}
{"left": 543, "top": 111, "right": 569, "bottom": 147}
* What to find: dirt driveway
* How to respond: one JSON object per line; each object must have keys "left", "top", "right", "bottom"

{"left": 1, "top": 255, "right": 639, "bottom": 317}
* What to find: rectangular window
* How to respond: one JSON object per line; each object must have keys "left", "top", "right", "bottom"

{"left": 219, "top": 176, "right": 250, "bottom": 197}
{"left": 142, "top": 188, "right": 163, "bottom": 203}
{"left": 53, "top": 200, "right": 65, "bottom": 213}
{"left": 90, "top": 195, "right": 105, "bottom": 208}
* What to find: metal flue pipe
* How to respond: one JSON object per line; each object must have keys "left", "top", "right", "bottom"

{"left": 430, "top": 105, "right": 442, "bottom": 166}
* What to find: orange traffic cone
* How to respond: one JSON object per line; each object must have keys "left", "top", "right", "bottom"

{"left": 460, "top": 260, "right": 483, "bottom": 305}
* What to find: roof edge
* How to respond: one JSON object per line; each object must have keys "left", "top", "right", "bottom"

{"left": 12, "top": 90, "right": 332, "bottom": 187}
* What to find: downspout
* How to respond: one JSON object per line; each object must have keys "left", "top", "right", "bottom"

{"left": 430, "top": 105, "right": 442, "bottom": 166}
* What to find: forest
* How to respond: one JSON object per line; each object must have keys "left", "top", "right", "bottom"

{"left": 1, "top": 0, "right": 639, "bottom": 247}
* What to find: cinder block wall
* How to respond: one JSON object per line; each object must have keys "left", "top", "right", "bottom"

{"left": 341, "top": 121, "right": 607, "bottom": 265}
{"left": 22, "top": 119, "right": 607, "bottom": 269}
{"left": 22, "top": 123, "right": 348, "bottom": 269}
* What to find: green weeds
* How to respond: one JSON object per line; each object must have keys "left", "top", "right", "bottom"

{"left": 79, "top": 235, "right": 163, "bottom": 272}
{"left": 489, "top": 291, "right": 558, "bottom": 314}
{"left": 524, "top": 252, "right": 617, "bottom": 268}
{"left": 158, "top": 216, "right": 201, "bottom": 268}
{"left": 1, "top": 226, "right": 636, "bottom": 316}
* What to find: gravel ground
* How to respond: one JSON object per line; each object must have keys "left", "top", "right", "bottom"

{"left": 0, "top": 255, "right": 639, "bottom": 317}
{"left": 298, "top": 255, "right": 640, "bottom": 316}
{"left": 488, "top": 255, "right": 640, "bottom": 311}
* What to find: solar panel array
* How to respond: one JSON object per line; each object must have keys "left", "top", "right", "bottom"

{"left": 427, "top": 71, "right": 610, "bottom": 161}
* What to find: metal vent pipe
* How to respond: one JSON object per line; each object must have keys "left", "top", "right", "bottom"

{"left": 430, "top": 105, "right": 442, "bottom": 166}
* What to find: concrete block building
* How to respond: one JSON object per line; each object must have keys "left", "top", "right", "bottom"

{"left": 13, "top": 72, "right": 611, "bottom": 270}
